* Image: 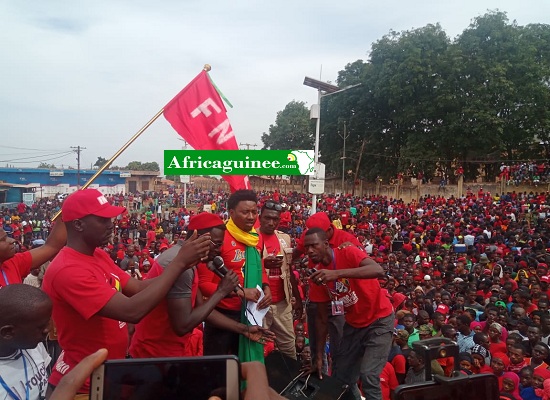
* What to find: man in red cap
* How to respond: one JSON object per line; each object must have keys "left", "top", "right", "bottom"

{"left": 305, "top": 227, "right": 393, "bottom": 400}
{"left": 293, "top": 211, "right": 366, "bottom": 375}
{"left": 294, "top": 211, "right": 364, "bottom": 258}
{"left": 130, "top": 212, "right": 273, "bottom": 358}
{"left": 42, "top": 189, "right": 211, "bottom": 396}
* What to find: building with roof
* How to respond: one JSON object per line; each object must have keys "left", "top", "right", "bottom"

{"left": 0, "top": 167, "right": 160, "bottom": 204}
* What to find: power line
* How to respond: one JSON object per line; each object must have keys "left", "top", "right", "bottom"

{"left": 0, "top": 145, "right": 68, "bottom": 152}
{"left": 0, "top": 151, "right": 74, "bottom": 163}
{"left": 3, "top": 153, "right": 75, "bottom": 164}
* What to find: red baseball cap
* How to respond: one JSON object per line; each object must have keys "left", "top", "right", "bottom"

{"left": 436, "top": 304, "right": 449, "bottom": 315}
{"left": 188, "top": 213, "right": 224, "bottom": 231}
{"left": 541, "top": 276, "right": 550, "bottom": 284}
{"left": 62, "top": 189, "right": 126, "bottom": 222}
{"left": 306, "top": 212, "right": 331, "bottom": 230}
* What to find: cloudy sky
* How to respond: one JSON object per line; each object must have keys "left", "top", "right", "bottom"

{"left": 1, "top": 1, "right": 548, "bottom": 174}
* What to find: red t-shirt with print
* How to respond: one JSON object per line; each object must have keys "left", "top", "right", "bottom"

{"left": 42, "top": 247, "right": 131, "bottom": 392}
{"left": 308, "top": 246, "right": 393, "bottom": 328}
{"left": 198, "top": 230, "right": 268, "bottom": 311}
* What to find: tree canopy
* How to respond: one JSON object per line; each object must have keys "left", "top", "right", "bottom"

{"left": 37, "top": 162, "right": 56, "bottom": 169}
{"left": 94, "top": 157, "right": 108, "bottom": 169}
{"left": 262, "top": 11, "right": 550, "bottom": 183}
{"left": 261, "top": 101, "right": 315, "bottom": 150}
{"left": 125, "top": 161, "right": 160, "bottom": 171}
{"left": 92, "top": 158, "right": 160, "bottom": 171}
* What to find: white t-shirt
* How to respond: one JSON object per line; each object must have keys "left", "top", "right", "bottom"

{"left": 0, "top": 343, "right": 51, "bottom": 400}
{"left": 23, "top": 274, "right": 40, "bottom": 288}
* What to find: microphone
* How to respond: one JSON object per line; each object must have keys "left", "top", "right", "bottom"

{"left": 208, "top": 256, "right": 244, "bottom": 293}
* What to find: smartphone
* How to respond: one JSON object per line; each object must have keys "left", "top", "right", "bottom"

{"left": 307, "top": 268, "right": 318, "bottom": 277}
{"left": 90, "top": 356, "right": 240, "bottom": 400}
{"left": 393, "top": 373, "right": 498, "bottom": 400}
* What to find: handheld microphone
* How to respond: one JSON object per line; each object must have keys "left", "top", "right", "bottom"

{"left": 208, "top": 256, "right": 244, "bottom": 293}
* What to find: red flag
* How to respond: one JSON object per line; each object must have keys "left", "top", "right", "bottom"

{"left": 163, "top": 70, "right": 250, "bottom": 192}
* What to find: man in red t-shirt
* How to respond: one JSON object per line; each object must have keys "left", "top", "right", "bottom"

{"left": 278, "top": 207, "right": 292, "bottom": 234}
{"left": 294, "top": 211, "right": 364, "bottom": 259}
{"left": 0, "top": 216, "right": 66, "bottom": 288}
{"left": 198, "top": 190, "right": 271, "bottom": 361}
{"left": 294, "top": 211, "right": 365, "bottom": 374}
{"left": 42, "top": 189, "right": 211, "bottom": 395}
{"left": 340, "top": 208, "right": 350, "bottom": 228}
{"left": 305, "top": 227, "right": 394, "bottom": 400}
{"left": 130, "top": 213, "right": 271, "bottom": 358}
{"left": 259, "top": 200, "right": 302, "bottom": 359}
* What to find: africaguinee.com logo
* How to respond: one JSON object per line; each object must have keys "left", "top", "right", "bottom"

{"left": 164, "top": 150, "right": 314, "bottom": 175}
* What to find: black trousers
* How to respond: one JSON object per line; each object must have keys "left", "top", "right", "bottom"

{"left": 203, "top": 307, "right": 242, "bottom": 356}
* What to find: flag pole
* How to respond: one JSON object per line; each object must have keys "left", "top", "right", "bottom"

{"left": 52, "top": 64, "right": 213, "bottom": 221}
{"left": 51, "top": 108, "right": 165, "bottom": 221}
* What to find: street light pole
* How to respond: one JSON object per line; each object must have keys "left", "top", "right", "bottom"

{"left": 303, "top": 77, "right": 361, "bottom": 215}
{"left": 311, "top": 89, "right": 322, "bottom": 214}
{"left": 339, "top": 121, "right": 349, "bottom": 194}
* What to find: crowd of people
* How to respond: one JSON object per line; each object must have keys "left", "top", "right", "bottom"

{"left": 499, "top": 161, "right": 550, "bottom": 187}
{"left": 0, "top": 185, "right": 549, "bottom": 400}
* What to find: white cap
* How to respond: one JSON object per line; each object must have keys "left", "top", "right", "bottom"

{"left": 423, "top": 275, "right": 431, "bottom": 281}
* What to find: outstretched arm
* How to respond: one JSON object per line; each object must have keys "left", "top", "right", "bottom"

{"left": 29, "top": 220, "right": 67, "bottom": 268}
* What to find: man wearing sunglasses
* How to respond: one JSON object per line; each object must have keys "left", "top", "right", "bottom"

{"left": 259, "top": 200, "right": 303, "bottom": 359}
{"left": 130, "top": 212, "right": 273, "bottom": 358}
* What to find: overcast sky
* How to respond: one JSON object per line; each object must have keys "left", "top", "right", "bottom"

{"left": 1, "top": 1, "right": 548, "bottom": 173}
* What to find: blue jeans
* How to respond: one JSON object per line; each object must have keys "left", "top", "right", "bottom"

{"left": 334, "top": 313, "right": 394, "bottom": 400}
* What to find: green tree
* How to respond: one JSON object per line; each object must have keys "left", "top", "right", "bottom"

{"left": 125, "top": 161, "right": 160, "bottom": 171}
{"left": 94, "top": 157, "right": 108, "bottom": 169}
{"left": 38, "top": 162, "right": 56, "bottom": 169}
{"left": 261, "top": 101, "right": 315, "bottom": 150}
{"left": 314, "top": 11, "right": 550, "bottom": 183}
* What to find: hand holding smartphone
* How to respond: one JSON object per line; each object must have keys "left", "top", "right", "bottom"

{"left": 90, "top": 356, "right": 240, "bottom": 400}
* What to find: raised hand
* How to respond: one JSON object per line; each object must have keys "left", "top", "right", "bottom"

{"left": 174, "top": 230, "right": 211, "bottom": 268}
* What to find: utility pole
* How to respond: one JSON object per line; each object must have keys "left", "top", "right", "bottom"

{"left": 339, "top": 121, "right": 349, "bottom": 194}
{"left": 71, "top": 146, "right": 86, "bottom": 189}
{"left": 352, "top": 139, "right": 366, "bottom": 196}
{"left": 178, "top": 139, "right": 188, "bottom": 208}
{"left": 239, "top": 143, "right": 258, "bottom": 150}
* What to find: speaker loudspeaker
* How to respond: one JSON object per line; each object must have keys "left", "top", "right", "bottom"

{"left": 264, "top": 351, "right": 354, "bottom": 400}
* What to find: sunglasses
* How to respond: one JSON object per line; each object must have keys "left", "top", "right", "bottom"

{"left": 264, "top": 201, "right": 283, "bottom": 211}
{"left": 210, "top": 240, "right": 223, "bottom": 249}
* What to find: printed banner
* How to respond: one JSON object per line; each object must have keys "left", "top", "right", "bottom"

{"left": 163, "top": 70, "right": 250, "bottom": 191}
{"left": 164, "top": 150, "right": 315, "bottom": 176}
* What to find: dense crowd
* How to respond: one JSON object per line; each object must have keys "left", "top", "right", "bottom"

{"left": 1, "top": 186, "right": 550, "bottom": 400}
{"left": 499, "top": 161, "right": 550, "bottom": 186}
